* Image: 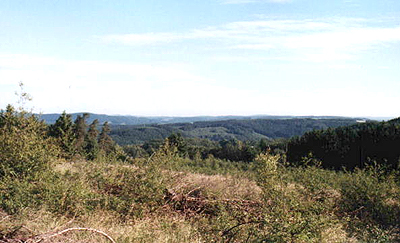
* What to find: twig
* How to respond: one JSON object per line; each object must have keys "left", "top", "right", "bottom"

{"left": 186, "top": 186, "right": 202, "bottom": 196}
{"left": 222, "top": 221, "right": 261, "bottom": 237}
{"left": 52, "top": 217, "right": 75, "bottom": 232}
{"left": 21, "top": 226, "right": 36, "bottom": 234}
{"left": 30, "top": 227, "right": 116, "bottom": 243}
{"left": 0, "top": 215, "right": 10, "bottom": 223}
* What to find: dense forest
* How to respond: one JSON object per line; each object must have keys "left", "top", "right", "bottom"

{"left": 109, "top": 118, "right": 360, "bottom": 145}
{"left": 287, "top": 119, "right": 400, "bottom": 170}
{"left": 38, "top": 113, "right": 361, "bottom": 126}
{"left": 1, "top": 101, "right": 400, "bottom": 242}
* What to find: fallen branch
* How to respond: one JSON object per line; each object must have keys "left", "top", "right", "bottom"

{"left": 0, "top": 215, "right": 10, "bottom": 223}
{"left": 222, "top": 221, "right": 262, "bottom": 236}
{"left": 28, "top": 227, "right": 116, "bottom": 243}
{"left": 221, "top": 221, "right": 263, "bottom": 243}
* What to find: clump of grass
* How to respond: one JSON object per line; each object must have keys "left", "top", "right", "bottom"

{"left": 0, "top": 208, "right": 204, "bottom": 243}
{"left": 169, "top": 172, "right": 261, "bottom": 201}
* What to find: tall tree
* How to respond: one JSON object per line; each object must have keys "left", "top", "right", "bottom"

{"left": 73, "top": 113, "right": 89, "bottom": 154}
{"left": 167, "top": 133, "right": 188, "bottom": 156}
{"left": 99, "top": 121, "right": 115, "bottom": 154}
{"left": 85, "top": 119, "right": 99, "bottom": 160}
{"left": 48, "top": 111, "right": 75, "bottom": 156}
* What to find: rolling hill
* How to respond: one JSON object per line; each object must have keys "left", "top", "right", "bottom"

{"left": 110, "top": 118, "right": 361, "bottom": 145}
{"left": 37, "top": 113, "right": 365, "bottom": 145}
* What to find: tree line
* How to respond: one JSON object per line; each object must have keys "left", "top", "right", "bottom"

{"left": 47, "top": 111, "right": 117, "bottom": 160}
{"left": 287, "top": 119, "right": 400, "bottom": 170}
{"left": 4, "top": 96, "right": 398, "bottom": 172}
{"left": 123, "top": 133, "right": 286, "bottom": 163}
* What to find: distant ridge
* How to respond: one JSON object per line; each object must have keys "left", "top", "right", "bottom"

{"left": 110, "top": 118, "right": 364, "bottom": 145}
{"left": 37, "top": 113, "right": 370, "bottom": 126}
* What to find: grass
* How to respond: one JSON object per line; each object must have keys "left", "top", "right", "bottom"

{"left": 1, "top": 153, "right": 400, "bottom": 242}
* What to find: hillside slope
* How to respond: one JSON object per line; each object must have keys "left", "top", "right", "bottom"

{"left": 110, "top": 118, "right": 360, "bottom": 145}
{"left": 287, "top": 117, "right": 400, "bottom": 169}
{"left": 38, "top": 113, "right": 366, "bottom": 125}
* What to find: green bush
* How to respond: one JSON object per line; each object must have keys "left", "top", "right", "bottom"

{"left": 87, "top": 161, "right": 167, "bottom": 218}
{"left": 0, "top": 171, "right": 91, "bottom": 216}
{"left": 252, "top": 154, "right": 338, "bottom": 242}
{"left": 0, "top": 105, "right": 58, "bottom": 178}
{"left": 338, "top": 166, "right": 400, "bottom": 227}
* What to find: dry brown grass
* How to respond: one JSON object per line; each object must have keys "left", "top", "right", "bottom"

{"left": 320, "top": 223, "right": 358, "bottom": 243}
{"left": 6, "top": 157, "right": 398, "bottom": 242}
{"left": 0, "top": 209, "right": 203, "bottom": 243}
{"left": 169, "top": 172, "right": 262, "bottom": 201}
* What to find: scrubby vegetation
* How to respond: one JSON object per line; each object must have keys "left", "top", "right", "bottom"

{"left": 1, "top": 99, "right": 399, "bottom": 242}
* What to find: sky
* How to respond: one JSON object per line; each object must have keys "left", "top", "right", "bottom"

{"left": 0, "top": 0, "right": 399, "bottom": 117}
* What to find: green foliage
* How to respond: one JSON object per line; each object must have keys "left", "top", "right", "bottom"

{"left": 166, "top": 133, "right": 188, "bottom": 156}
{"left": 123, "top": 144, "right": 149, "bottom": 158}
{"left": 287, "top": 120, "right": 400, "bottom": 170}
{"left": 254, "top": 154, "right": 331, "bottom": 241}
{"left": 88, "top": 162, "right": 166, "bottom": 217}
{"left": 110, "top": 118, "right": 358, "bottom": 145}
{"left": 1, "top": 140, "right": 400, "bottom": 242}
{"left": 210, "top": 139, "right": 258, "bottom": 162}
{"left": 251, "top": 154, "right": 400, "bottom": 242}
{"left": 84, "top": 119, "right": 100, "bottom": 160}
{"left": 48, "top": 111, "right": 75, "bottom": 157}
{"left": 72, "top": 113, "right": 89, "bottom": 154}
{"left": 0, "top": 157, "right": 168, "bottom": 218}
{"left": 1, "top": 93, "right": 399, "bottom": 242}
{"left": 338, "top": 166, "right": 400, "bottom": 227}
{"left": 0, "top": 105, "right": 57, "bottom": 178}
{"left": 0, "top": 170, "right": 91, "bottom": 216}
{"left": 48, "top": 112, "right": 120, "bottom": 160}
{"left": 98, "top": 121, "right": 115, "bottom": 154}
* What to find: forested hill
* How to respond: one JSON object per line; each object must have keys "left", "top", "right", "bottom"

{"left": 287, "top": 117, "right": 400, "bottom": 170}
{"left": 38, "top": 113, "right": 365, "bottom": 126}
{"left": 110, "top": 118, "right": 361, "bottom": 145}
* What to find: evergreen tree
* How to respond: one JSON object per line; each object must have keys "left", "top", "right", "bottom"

{"left": 0, "top": 105, "right": 17, "bottom": 127}
{"left": 48, "top": 111, "right": 75, "bottom": 156}
{"left": 85, "top": 119, "right": 99, "bottom": 160}
{"left": 167, "top": 133, "right": 188, "bottom": 156}
{"left": 286, "top": 119, "right": 400, "bottom": 170}
{"left": 99, "top": 121, "right": 115, "bottom": 154}
{"left": 73, "top": 113, "right": 89, "bottom": 154}
{"left": 258, "top": 139, "right": 269, "bottom": 152}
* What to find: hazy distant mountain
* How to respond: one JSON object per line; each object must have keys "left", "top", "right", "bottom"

{"left": 36, "top": 112, "right": 369, "bottom": 145}
{"left": 37, "top": 113, "right": 156, "bottom": 125}
{"left": 37, "top": 113, "right": 368, "bottom": 126}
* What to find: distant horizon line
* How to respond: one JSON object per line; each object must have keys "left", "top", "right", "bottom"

{"left": 34, "top": 111, "right": 395, "bottom": 121}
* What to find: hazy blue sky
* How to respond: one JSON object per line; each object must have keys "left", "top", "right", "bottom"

{"left": 0, "top": 0, "right": 399, "bottom": 117}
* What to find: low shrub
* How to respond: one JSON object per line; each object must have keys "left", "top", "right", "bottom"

{"left": 0, "top": 105, "right": 58, "bottom": 178}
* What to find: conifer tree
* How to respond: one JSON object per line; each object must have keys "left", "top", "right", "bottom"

{"left": 85, "top": 119, "right": 99, "bottom": 160}
{"left": 167, "top": 133, "right": 188, "bottom": 156}
{"left": 99, "top": 121, "right": 115, "bottom": 154}
{"left": 73, "top": 113, "right": 89, "bottom": 154}
{"left": 49, "top": 111, "right": 75, "bottom": 156}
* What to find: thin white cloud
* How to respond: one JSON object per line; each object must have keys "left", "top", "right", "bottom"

{"left": 220, "top": 0, "right": 291, "bottom": 4}
{"left": 99, "top": 32, "right": 185, "bottom": 46}
{"left": 98, "top": 17, "right": 400, "bottom": 62}
{"left": 230, "top": 44, "right": 274, "bottom": 50}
